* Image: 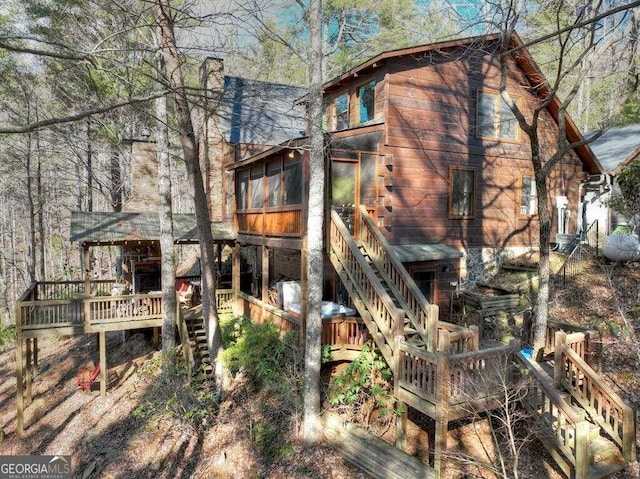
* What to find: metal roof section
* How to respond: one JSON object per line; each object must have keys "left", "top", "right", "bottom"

{"left": 70, "top": 211, "right": 236, "bottom": 246}
{"left": 219, "top": 76, "right": 307, "bottom": 146}
{"left": 391, "top": 244, "right": 463, "bottom": 263}
{"left": 588, "top": 124, "right": 640, "bottom": 172}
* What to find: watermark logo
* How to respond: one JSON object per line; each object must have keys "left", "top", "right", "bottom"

{"left": 0, "top": 455, "right": 71, "bottom": 479}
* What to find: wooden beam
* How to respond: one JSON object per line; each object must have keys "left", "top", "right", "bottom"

{"left": 99, "top": 331, "right": 106, "bottom": 397}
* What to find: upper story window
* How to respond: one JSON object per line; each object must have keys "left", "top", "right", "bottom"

{"left": 334, "top": 94, "right": 349, "bottom": 130}
{"left": 236, "top": 170, "right": 249, "bottom": 210}
{"left": 357, "top": 81, "right": 375, "bottom": 124}
{"left": 477, "top": 90, "right": 518, "bottom": 140}
{"left": 283, "top": 155, "right": 302, "bottom": 205}
{"left": 250, "top": 166, "right": 264, "bottom": 208}
{"left": 449, "top": 167, "right": 476, "bottom": 219}
{"left": 267, "top": 160, "right": 282, "bottom": 207}
{"left": 520, "top": 176, "right": 537, "bottom": 216}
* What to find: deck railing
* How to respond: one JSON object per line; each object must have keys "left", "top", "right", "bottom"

{"left": 16, "top": 291, "right": 164, "bottom": 334}
{"left": 545, "top": 319, "right": 601, "bottom": 371}
{"left": 358, "top": 206, "right": 438, "bottom": 350}
{"left": 329, "top": 209, "right": 405, "bottom": 363}
{"left": 216, "top": 289, "right": 235, "bottom": 314}
{"left": 396, "top": 339, "right": 516, "bottom": 412}
{"left": 555, "top": 337, "right": 636, "bottom": 461}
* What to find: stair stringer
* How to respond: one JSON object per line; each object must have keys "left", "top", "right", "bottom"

{"left": 177, "top": 306, "right": 213, "bottom": 376}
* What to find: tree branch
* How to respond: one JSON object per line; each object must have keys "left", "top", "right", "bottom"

{"left": 0, "top": 92, "right": 169, "bottom": 134}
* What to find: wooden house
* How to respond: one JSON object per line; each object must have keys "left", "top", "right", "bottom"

{"left": 196, "top": 32, "right": 635, "bottom": 479}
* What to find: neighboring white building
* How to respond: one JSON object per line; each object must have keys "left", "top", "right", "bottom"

{"left": 581, "top": 124, "right": 640, "bottom": 240}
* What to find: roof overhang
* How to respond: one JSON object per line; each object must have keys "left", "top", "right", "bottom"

{"left": 70, "top": 211, "right": 236, "bottom": 247}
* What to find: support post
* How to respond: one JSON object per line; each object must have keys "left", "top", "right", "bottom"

{"left": 16, "top": 337, "right": 24, "bottom": 436}
{"left": 433, "top": 352, "right": 450, "bottom": 478}
{"left": 232, "top": 244, "right": 240, "bottom": 313}
{"left": 261, "top": 245, "right": 269, "bottom": 304}
{"left": 99, "top": 331, "right": 106, "bottom": 397}
{"left": 394, "top": 335, "right": 407, "bottom": 451}
{"left": 33, "top": 338, "right": 38, "bottom": 371}
{"left": 554, "top": 330, "right": 566, "bottom": 388}
{"left": 83, "top": 246, "right": 91, "bottom": 294}
{"left": 25, "top": 338, "right": 32, "bottom": 406}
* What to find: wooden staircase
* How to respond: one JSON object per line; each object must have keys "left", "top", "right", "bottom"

{"left": 327, "top": 207, "right": 635, "bottom": 479}
{"left": 517, "top": 330, "right": 635, "bottom": 479}
{"left": 177, "top": 307, "right": 213, "bottom": 376}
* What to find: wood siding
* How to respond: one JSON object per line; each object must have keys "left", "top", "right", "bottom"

{"left": 376, "top": 46, "right": 587, "bottom": 248}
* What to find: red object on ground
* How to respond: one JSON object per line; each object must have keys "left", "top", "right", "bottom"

{"left": 77, "top": 362, "right": 100, "bottom": 389}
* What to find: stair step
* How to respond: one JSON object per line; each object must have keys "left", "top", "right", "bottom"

{"left": 590, "top": 436, "right": 622, "bottom": 464}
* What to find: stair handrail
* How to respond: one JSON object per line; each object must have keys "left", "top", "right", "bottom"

{"left": 516, "top": 351, "right": 591, "bottom": 478}
{"left": 329, "top": 209, "right": 405, "bottom": 362}
{"left": 357, "top": 205, "right": 438, "bottom": 351}
{"left": 555, "top": 331, "right": 636, "bottom": 461}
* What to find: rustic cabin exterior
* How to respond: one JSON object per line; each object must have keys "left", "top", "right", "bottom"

{"left": 195, "top": 33, "right": 634, "bottom": 478}
{"left": 14, "top": 33, "right": 636, "bottom": 479}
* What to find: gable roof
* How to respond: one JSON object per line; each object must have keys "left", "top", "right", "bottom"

{"left": 219, "top": 76, "right": 307, "bottom": 146}
{"left": 315, "top": 32, "right": 602, "bottom": 174}
{"left": 70, "top": 211, "right": 235, "bottom": 246}
{"left": 588, "top": 124, "right": 640, "bottom": 172}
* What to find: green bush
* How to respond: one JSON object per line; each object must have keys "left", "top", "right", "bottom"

{"left": 221, "top": 317, "right": 300, "bottom": 389}
{"left": 328, "top": 342, "right": 399, "bottom": 425}
{"left": 0, "top": 325, "right": 16, "bottom": 352}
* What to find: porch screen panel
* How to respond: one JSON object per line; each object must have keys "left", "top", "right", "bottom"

{"left": 237, "top": 169, "right": 249, "bottom": 210}
{"left": 267, "top": 160, "right": 282, "bottom": 207}
{"left": 283, "top": 156, "right": 302, "bottom": 205}
{"left": 250, "top": 166, "right": 264, "bottom": 208}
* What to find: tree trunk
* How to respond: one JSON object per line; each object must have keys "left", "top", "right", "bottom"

{"left": 156, "top": 51, "right": 177, "bottom": 353}
{"left": 303, "top": 0, "right": 324, "bottom": 445}
{"left": 154, "top": 0, "right": 223, "bottom": 389}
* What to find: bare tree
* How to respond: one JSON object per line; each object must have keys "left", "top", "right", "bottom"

{"left": 154, "top": 0, "right": 223, "bottom": 390}
{"left": 303, "top": 0, "right": 325, "bottom": 444}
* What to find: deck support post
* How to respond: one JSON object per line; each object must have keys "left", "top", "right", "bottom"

{"left": 261, "top": 245, "right": 269, "bottom": 305}
{"left": 25, "top": 338, "right": 32, "bottom": 405}
{"left": 553, "top": 330, "right": 566, "bottom": 388}
{"left": 33, "top": 338, "right": 38, "bottom": 371}
{"left": 99, "top": 331, "right": 106, "bottom": 397}
{"left": 433, "top": 345, "right": 450, "bottom": 479}
{"left": 232, "top": 244, "right": 241, "bottom": 312}
{"left": 16, "top": 336, "right": 24, "bottom": 436}
{"left": 83, "top": 246, "right": 91, "bottom": 294}
{"left": 394, "top": 335, "right": 407, "bottom": 451}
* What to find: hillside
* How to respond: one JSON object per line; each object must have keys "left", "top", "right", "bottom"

{"left": 0, "top": 250, "right": 638, "bottom": 478}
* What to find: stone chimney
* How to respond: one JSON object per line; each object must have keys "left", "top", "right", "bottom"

{"left": 199, "top": 57, "right": 226, "bottom": 222}
{"left": 123, "top": 137, "right": 159, "bottom": 213}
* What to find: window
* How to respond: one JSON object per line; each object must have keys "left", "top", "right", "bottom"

{"left": 249, "top": 166, "right": 264, "bottom": 208}
{"left": 334, "top": 94, "right": 349, "bottom": 130}
{"left": 357, "top": 81, "right": 375, "bottom": 124}
{"left": 449, "top": 167, "right": 476, "bottom": 218}
{"left": 520, "top": 176, "right": 537, "bottom": 216}
{"left": 477, "top": 90, "right": 518, "bottom": 140}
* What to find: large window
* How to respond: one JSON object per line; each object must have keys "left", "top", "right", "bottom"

{"left": 449, "top": 167, "right": 476, "bottom": 219}
{"left": 477, "top": 90, "right": 518, "bottom": 140}
{"left": 520, "top": 176, "right": 537, "bottom": 216}
{"left": 334, "top": 94, "right": 349, "bottom": 130}
{"left": 357, "top": 81, "right": 375, "bottom": 124}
